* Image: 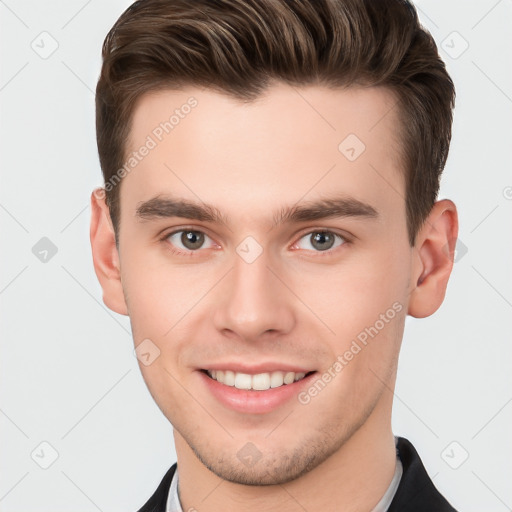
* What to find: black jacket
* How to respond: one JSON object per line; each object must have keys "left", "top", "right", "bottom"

{"left": 136, "top": 436, "right": 458, "bottom": 511}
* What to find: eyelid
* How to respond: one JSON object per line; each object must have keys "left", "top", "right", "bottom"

{"left": 290, "top": 229, "right": 350, "bottom": 253}
{"left": 159, "top": 225, "right": 215, "bottom": 241}
{"left": 291, "top": 227, "right": 352, "bottom": 245}
{"left": 159, "top": 226, "right": 220, "bottom": 253}
{"left": 159, "top": 226, "right": 352, "bottom": 255}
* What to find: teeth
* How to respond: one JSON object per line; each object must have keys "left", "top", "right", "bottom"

{"left": 206, "top": 370, "right": 307, "bottom": 390}
{"left": 234, "top": 373, "right": 252, "bottom": 390}
{"left": 270, "top": 371, "right": 284, "bottom": 388}
{"left": 224, "top": 370, "right": 235, "bottom": 386}
{"left": 284, "top": 372, "right": 295, "bottom": 384}
{"left": 252, "top": 373, "right": 270, "bottom": 390}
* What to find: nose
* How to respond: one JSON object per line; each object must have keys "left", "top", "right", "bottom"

{"left": 212, "top": 250, "right": 296, "bottom": 342}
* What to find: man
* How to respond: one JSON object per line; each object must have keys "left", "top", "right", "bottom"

{"left": 90, "top": 0, "right": 459, "bottom": 510}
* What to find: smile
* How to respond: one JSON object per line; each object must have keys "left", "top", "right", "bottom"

{"left": 203, "top": 369, "right": 313, "bottom": 391}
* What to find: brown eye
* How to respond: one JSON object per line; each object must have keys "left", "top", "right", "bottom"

{"left": 180, "top": 230, "right": 205, "bottom": 250}
{"left": 166, "top": 230, "right": 214, "bottom": 252}
{"left": 295, "top": 231, "right": 345, "bottom": 252}
{"left": 310, "top": 232, "right": 335, "bottom": 251}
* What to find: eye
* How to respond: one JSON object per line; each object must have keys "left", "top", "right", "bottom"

{"left": 164, "top": 229, "right": 216, "bottom": 253}
{"left": 293, "top": 230, "right": 346, "bottom": 252}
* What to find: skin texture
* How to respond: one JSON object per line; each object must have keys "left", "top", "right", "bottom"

{"left": 90, "top": 83, "right": 458, "bottom": 512}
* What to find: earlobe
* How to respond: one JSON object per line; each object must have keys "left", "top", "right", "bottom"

{"left": 89, "top": 188, "right": 128, "bottom": 316}
{"left": 408, "top": 199, "right": 459, "bottom": 318}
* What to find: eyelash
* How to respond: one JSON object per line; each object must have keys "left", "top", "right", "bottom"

{"left": 159, "top": 227, "right": 350, "bottom": 258}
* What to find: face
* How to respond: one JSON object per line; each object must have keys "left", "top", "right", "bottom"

{"left": 93, "top": 83, "right": 440, "bottom": 485}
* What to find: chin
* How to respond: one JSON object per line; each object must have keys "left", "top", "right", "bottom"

{"left": 187, "top": 434, "right": 339, "bottom": 486}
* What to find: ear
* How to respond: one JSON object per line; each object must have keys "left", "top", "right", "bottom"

{"left": 408, "top": 199, "right": 459, "bottom": 318}
{"left": 89, "top": 188, "right": 128, "bottom": 316}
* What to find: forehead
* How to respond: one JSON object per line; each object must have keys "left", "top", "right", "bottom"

{"left": 122, "top": 83, "right": 404, "bottom": 227}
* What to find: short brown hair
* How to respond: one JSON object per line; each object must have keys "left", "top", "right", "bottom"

{"left": 96, "top": 0, "right": 455, "bottom": 246}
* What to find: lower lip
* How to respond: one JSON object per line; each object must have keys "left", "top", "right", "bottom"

{"left": 198, "top": 370, "right": 317, "bottom": 414}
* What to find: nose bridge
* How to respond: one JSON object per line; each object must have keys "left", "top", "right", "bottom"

{"left": 213, "top": 249, "right": 294, "bottom": 339}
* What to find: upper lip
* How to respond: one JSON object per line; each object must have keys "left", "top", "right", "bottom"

{"left": 199, "top": 362, "right": 314, "bottom": 374}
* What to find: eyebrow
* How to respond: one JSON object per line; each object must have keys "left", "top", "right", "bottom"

{"left": 135, "top": 195, "right": 379, "bottom": 227}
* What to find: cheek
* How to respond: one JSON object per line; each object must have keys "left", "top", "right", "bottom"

{"left": 287, "top": 248, "right": 409, "bottom": 390}
{"left": 292, "top": 246, "right": 408, "bottom": 327}
{"left": 120, "top": 246, "right": 201, "bottom": 337}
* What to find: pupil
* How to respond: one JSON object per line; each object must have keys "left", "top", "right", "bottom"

{"left": 182, "top": 231, "right": 204, "bottom": 249}
{"left": 311, "top": 232, "right": 334, "bottom": 251}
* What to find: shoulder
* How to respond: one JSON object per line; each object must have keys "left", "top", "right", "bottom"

{"left": 388, "top": 436, "right": 458, "bottom": 512}
{"left": 135, "top": 463, "right": 177, "bottom": 512}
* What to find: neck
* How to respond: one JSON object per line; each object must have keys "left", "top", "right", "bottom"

{"left": 174, "top": 390, "right": 396, "bottom": 512}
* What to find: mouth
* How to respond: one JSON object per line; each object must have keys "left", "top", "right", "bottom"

{"left": 200, "top": 369, "right": 316, "bottom": 391}
{"left": 198, "top": 367, "right": 318, "bottom": 414}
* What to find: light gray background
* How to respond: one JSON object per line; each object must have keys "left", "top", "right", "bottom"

{"left": 1, "top": 1, "right": 511, "bottom": 511}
